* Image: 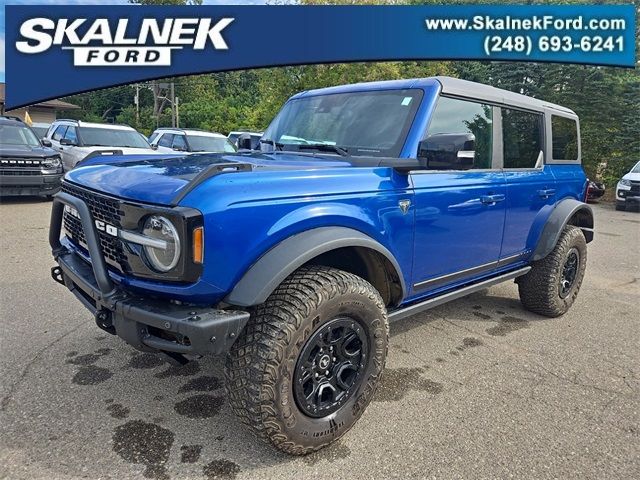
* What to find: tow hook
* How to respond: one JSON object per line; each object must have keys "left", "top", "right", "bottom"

{"left": 95, "top": 309, "right": 116, "bottom": 335}
{"left": 51, "top": 266, "right": 65, "bottom": 286}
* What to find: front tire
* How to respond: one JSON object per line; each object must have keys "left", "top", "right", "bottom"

{"left": 615, "top": 201, "right": 626, "bottom": 211}
{"left": 225, "top": 266, "right": 389, "bottom": 455}
{"left": 518, "top": 225, "right": 587, "bottom": 317}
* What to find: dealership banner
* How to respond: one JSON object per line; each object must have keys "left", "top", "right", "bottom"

{"left": 5, "top": 4, "right": 636, "bottom": 110}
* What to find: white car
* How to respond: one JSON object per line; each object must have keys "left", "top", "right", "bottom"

{"left": 149, "top": 128, "right": 237, "bottom": 154}
{"left": 616, "top": 160, "right": 640, "bottom": 211}
{"left": 46, "top": 120, "right": 159, "bottom": 171}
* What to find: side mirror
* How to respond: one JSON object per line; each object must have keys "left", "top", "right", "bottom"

{"left": 150, "top": 144, "right": 158, "bottom": 150}
{"left": 41, "top": 138, "right": 52, "bottom": 147}
{"left": 418, "top": 133, "right": 475, "bottom": 170}
{"left": 60, "top": 138, "right": 76, "bottom": 146}
{"left": 237, "top": 133, "right": 253, "bottom": 150}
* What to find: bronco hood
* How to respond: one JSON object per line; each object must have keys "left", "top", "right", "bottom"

{"left": 64, "top": 152, "right": 355, "bottom": 205}
{"left": 0, "top": 143, "right": 58, "bottom": 158}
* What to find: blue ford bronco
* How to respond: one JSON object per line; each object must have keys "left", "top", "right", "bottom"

{"left": 50, "top": 77, "right": 593, "bottom": 454}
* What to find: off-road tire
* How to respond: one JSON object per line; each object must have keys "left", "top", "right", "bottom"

{"left": 615, "top": 202, "right": 626, "bottom": 211}
{"left": 517, "top": 225, "right": 587, "bottom": 317}
{"left": 224, "top": 265, "right": 389, "bottom": 455}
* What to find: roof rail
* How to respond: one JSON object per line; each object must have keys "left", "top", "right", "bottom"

{"left": 54, "top": 118, "right": 80, "bottom": 123}
{"left": 155, "top": 127, "right": 223, "bottom": 135}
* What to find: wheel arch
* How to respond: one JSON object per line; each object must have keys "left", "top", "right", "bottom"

{"left": 224, "top": 227, "right": 406, "bottom": 307}
{"left": 532, "top": 198, "right": 594, "bottom": 261}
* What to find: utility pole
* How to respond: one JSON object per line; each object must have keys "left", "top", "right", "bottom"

{"left": 134, "top": 84, "right": 139, "bottom": 125}
{"left": 170, "top": 82, "right": 176, "bottom": 128}
{"left": 175, "top": 97, "right": 180, "bottom": 128}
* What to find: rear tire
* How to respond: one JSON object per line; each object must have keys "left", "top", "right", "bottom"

{"left": 518, "top": 226, "right": 587, "bottom": 317}
{"left": 225, "top": 265, "right": 388, "bottom": 455}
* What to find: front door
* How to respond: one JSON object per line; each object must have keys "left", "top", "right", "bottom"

{"left": 409, "top": 96, "right": 506, "bottom": 299}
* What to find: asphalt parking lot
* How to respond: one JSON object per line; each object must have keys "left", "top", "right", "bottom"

{"left": 0, "top": 199, "right": 638, "bottom": 480}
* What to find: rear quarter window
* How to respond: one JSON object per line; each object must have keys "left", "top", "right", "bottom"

{"left": 551, "top": 115, "right": 578, "bottom": 161}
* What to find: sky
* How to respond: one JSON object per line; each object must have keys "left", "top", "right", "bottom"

{"left": 0, "top": 0, "right": 272, "bottom": 83}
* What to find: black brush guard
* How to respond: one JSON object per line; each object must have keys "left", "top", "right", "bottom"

{"left": 49, "top": 191, "right": 249, "bottom": 356}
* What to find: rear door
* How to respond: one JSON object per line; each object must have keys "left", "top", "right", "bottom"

{"left": 500, "top": 108, "right": 556, "bottom": 263}
{"left": 410, "top": 96, "right": 506, "bottom": 298}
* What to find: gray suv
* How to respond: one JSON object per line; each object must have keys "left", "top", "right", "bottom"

{"left": 0, "top": 116, "right": 63, "bottom": 198}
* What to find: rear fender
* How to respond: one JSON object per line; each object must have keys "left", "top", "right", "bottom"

{"left": 531, "top": 199, "right": 594, "bottom": 261}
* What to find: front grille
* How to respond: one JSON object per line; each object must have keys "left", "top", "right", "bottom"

{"left": 630, "top": 181, "right": 640, "bottom": 194}
{"left": 0, "top": 168, "right": 42, "bottom": 176}
{"left": 0, "top": 157, "right": 44, "bottom": 167}
{"left": 61, "top": 182, "right": 130, "bottom": 273}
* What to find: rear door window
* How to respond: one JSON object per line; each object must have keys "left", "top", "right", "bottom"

{"left": 172, "top": 134, "right": 188, "bottom": 151}
{"left": 502, "top": 109, "right": 543, "bottom": 169}
{"left": 551, "top": 115, "right": 578, "bottom": 160}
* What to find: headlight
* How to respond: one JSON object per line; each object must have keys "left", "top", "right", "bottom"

{"left": 42, "top": 156, "right": 61, "bottom": 169}
{"left": 619, "top": 178, "right": 631, "bottom": 187}
{"left": 142, "top": 216, "right": 181, "bottom": 272}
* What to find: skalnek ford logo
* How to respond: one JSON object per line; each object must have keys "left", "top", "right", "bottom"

{"left": 16, "top": 17, "right": 235, "bottom": 66}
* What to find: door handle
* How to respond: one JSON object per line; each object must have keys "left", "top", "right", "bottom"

{"left": 537, "top": 189, "right": 556, "bottom": 199}
{"left": 480, "top": 194, "right": 505, "bottom": 205}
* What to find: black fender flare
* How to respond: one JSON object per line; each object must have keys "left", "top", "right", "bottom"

{"left": 532, "top": 199, "right": 594, "bottom": 261}
{"left": 224, "top": 227, "right": 406, "bottom": 307}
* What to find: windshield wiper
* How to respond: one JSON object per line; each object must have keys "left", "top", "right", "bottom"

{"left": 259, "top": 138, "right": 284, "bottom": 151}
{"left": 297, "top": 144, "right": 349, "bottom": 156}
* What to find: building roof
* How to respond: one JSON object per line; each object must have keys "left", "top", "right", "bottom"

{"left": 0, "top": 83, "right": 79, "bottom": 110}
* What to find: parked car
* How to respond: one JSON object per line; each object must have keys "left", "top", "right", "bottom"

{"left": 228, "top": 130, "right": 262, "bottom": 149}
{"left": 586, "top": 179, "right": 605, "bottom": 203}
{"left": 0, "top": 116, "right": 63, "bottom": 198}
{"left": 616, "top": 161, "right": 640, "bottom": 211}
{"left": 149, "top": 128, "right": 236, "bottom": 154}
{"left": 45, "top": 119, "right": 158, "bottom": 171}
{"left": 30, "top": 122, "right": 51, "bottom": 139}
{"left": 50, "top": 77, "right": 593, "bottom": 455}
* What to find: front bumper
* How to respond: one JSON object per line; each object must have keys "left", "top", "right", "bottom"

{"left": 616, "top": 187, "right": 640, "bottom": 206}
{"left": 0, "top": 173, "right": 62, "bottom": 196}
{"left": 50, "top": 192, "right": 249, "bottom": 356}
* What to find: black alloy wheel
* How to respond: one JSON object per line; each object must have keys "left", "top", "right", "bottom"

{"left": 293, "top": 317, "right": 368, "bottom": 418}
{"left": 559, "top": 247, "right": 580, "bottom": 298}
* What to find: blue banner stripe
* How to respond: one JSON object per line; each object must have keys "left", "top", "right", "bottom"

{"left": 5, "top": 5, "right": 636, "bottom": 109}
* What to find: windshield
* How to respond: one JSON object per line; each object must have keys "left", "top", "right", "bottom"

{"left": 0, "top": 124, "right": 41, "bottom": 147}
{"left": 263, "top": 89, "right": 423, "bottom": 157}
{"left": 187, "top": 135, "right": 237, "bottom": 153}
{"left": 80, "top": 127, "right": 150, "bottom": 148}
{"left": 632, "top": 161, "right": 640, "bottom": 173}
